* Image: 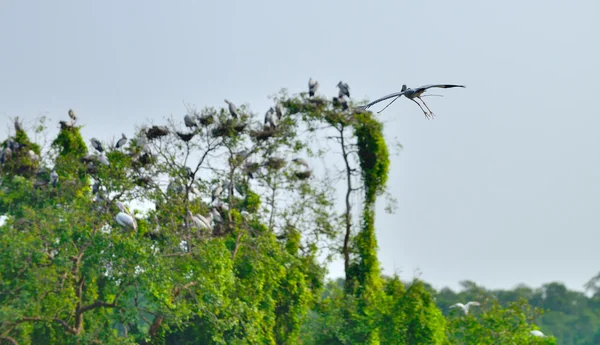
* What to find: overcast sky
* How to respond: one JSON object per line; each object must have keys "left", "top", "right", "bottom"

{"left": 1, "top": 0, "right": 599, "bottom": 293}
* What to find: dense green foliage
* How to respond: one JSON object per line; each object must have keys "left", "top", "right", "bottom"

{"left": 0, "top": 87, "right": 557, "bottom": 344}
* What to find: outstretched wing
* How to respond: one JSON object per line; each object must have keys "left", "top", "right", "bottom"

{"left": 465, "top": 301, "right": 480, "bottom": 307}
{"left": 356, "top": 90, "right": 407, "bottom": 110}
{"left": 415, "top": 84, "right": 466, "bottom": 92}
{"left": 449, "top": 303, "right": 465, "bottom": 309}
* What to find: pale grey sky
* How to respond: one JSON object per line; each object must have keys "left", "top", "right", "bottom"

{"left": 1, "top": 0, "right": 599, "bottom": 292}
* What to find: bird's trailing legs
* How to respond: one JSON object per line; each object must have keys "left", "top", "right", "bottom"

{"left": 417, "top": 97, "right": 436, "bottom": 119}
{"left": 410, "top": 99, "right": 432, "bottom": 119}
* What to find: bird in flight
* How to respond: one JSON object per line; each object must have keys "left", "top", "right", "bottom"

{"left": 449, "top": 301, "right": 480, "bottom": 315}
{"left": 357, "top": 84, "right": 465, "bottom": 119}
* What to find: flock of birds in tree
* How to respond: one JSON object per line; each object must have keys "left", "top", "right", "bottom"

{"left": 0, "top": 81, "right": 550, "bottom": 339}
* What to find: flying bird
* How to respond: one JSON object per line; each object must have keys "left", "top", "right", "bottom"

{"left": 308, "top": 78, "right": 319, "bottom": 97}
{"left": 224, "top": 99, "right": 240, "bottom": 118}
{"left": 358, "top": 84, "right": 465, "bottom": 119}
{"left": 449, "top": 301, "right": 480, "bottom": 315}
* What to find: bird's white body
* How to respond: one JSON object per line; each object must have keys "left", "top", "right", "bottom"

{"left": 275, "top": 102, "right": 284, "bottom": 119}
{"left": 116, "top": 212, "right": 137, "bottom": 231}
{"left": 530, "top": 330, "right": 545, "bottom": 337}
{"left": 98, "top": 154, "right": 110, "bottom": 166}
{"left": 449, "top": 301, "right": 480, "bottom": 315}
{"left": 212, "top": 183, "right": 223, "bottom": 202}
{"left": 184, "top": 114, "right": 197, "bottom": 128}
{"left": 211, "top": 208, "right": 223, "bottom": 224}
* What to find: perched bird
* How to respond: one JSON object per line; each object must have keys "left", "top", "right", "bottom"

{"left": 530, "top": 330, "right": 546, "bottom": 337}
{"left": 224, "top": 99, "right": 240, "bottom": 118}
{"left": 68, "top": 109, "right": 77, "bottom": 122}
{"left": 115, "top": 201, "right": 137, "bottom": 231}
{"left": 92, "top": 181, "right": 100, "bottom": 194}
{"left": 337, "top": 81, "right": 350, "bottom": 98}
{"left": 185, "top": 166, "right": 194, "bottom": 179}
{"left": 291, "top": 158, "right": 310, "bottom": 169}
{"left": 90, "top": 138, "right": 104, "bottom": 152}
{"left": 98, "top": 154, "right": 110, "bottom": 166}
{"left": 184, "top": 114, "right": 197, "bottom": 128}
{"left": 187, "top": 210, "right": 212, "bottom": 231}
{"left": 264, "top": 107, "right": 278, "bottom": 129}
{"left": 115, "top": 133, "right": 127, "bottom": 149}
{"left": 211, "top": 207, "right": 223, "bottom": 224}
{"left": 50, "top": 170, "right": 59, "bottom": 187}
{"left": 358, "top": 84, "right": 465, "bottom": 119}
{"left": 176, "top": 131, "right": 195, "bottom": 142}
{"left": 275, "top": 102, "right": 284, "bottom": 120}
{"left": 14, "top": 118, "right": 23, "bottom": 133}
{"left": 449, "top": 301, "right": 480, "bottom": 315}
{"left": 333, "top": 95, "right": 349, "bottom": 110}
{"left": 212, "top": 182, "right": 224, "bottom": 202}
{"left": 28, "top": 150, "right": 39, "bottom": 163}
{"left": 308, "top": 78, "right": 319, "bottom": 97}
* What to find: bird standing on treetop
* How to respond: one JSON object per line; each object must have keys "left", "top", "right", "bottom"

{"left": 337, "top": 81, "right": 350, "bottom": 98}
{"left": 115, "top": 133, "right": 127, "bottom": 149}
{"left": 358, "top": 83, "right": 465, "bottom": 119}
{"left": 224, "top": 99, "right": 240, "bottom": 118}
{"left": 184, "top": 114, "right": 197, "bottom": 128}
{"left": 308, "top": 78, "right": 319, "bottom": 97}
{"left": 90, "top": 138, "right": 104, "bottom": 153}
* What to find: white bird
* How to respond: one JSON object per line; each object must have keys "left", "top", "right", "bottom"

{"left": 90, "top": 138, "right": 104, "bottom": 152}
{"left": 275, "top": 102, "right": 284, "bottom": 120}
{"left": 530, "top": 330, "right": 545, "bottom": 337}
{"left": 98, "top": 154, "right": 110, "bottom": 166}
{"left": 224, "top": 99, "right": 240, "bottom": 118}
{"left": 184, "top": 114, "right": 197, "bottom": 128}
{"left": 211, "top": 207, "right": 223, "bottom": 224}
{"left": 359, "top": 84, "right": 465, "bottom": 119}
{"left": 115, "top": 133, "right": 127, "bottom": 149}
{"left": 212, "top": 182, "right": 224, "bottom": 202}
{"left": 115, "top": 212, "right": 136, "bottom": 230}
{"left": 308, "top": 78, "right": 319, "bottom": 97}
{"left": 115, "top": 201, "right": 137, "bottom": 231}
{"left": 449, "top": 301, "right": 480, "bottom": 315}
{"left": 28, "top": 150, "right": 39, "bottom": 163}
{"left": 50, "top": 170, "right": 59, "bottom": 187}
